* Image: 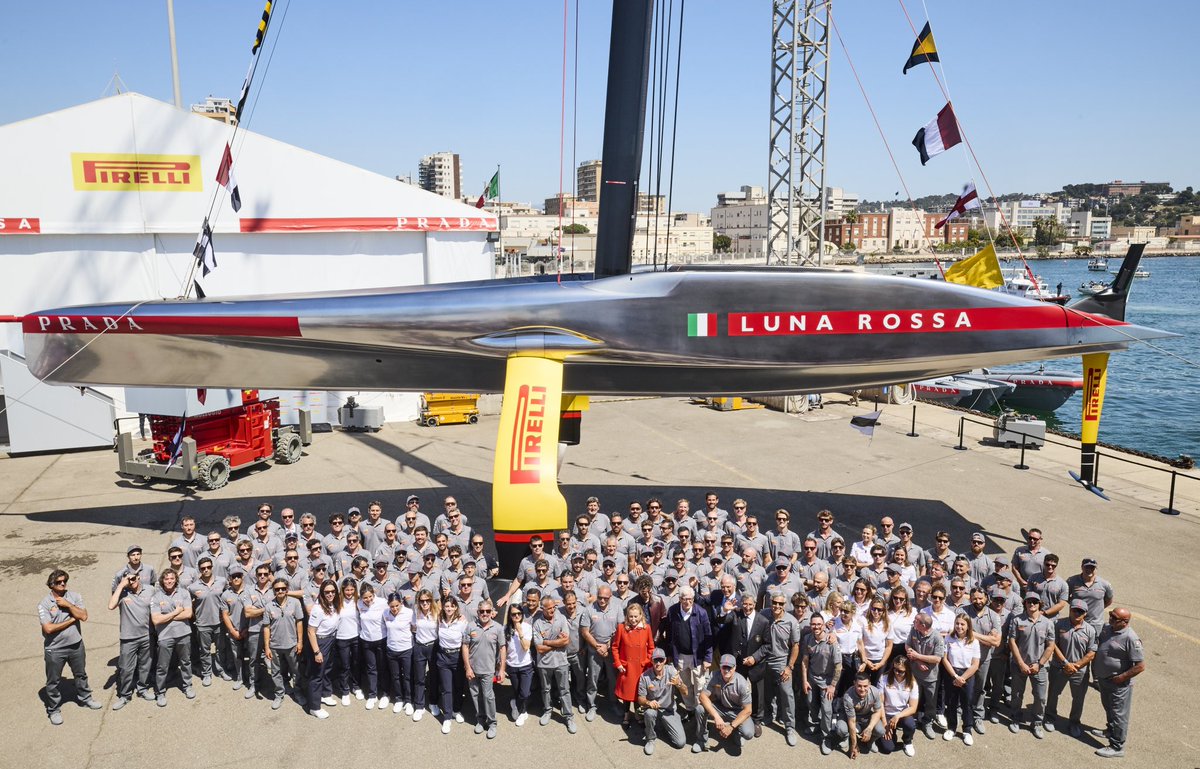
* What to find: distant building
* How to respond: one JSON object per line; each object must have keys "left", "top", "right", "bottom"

{"left": 544, "top": 194, "right": 598, "bottom": 218}
{"left": 1104, "top": 180, "right": 1169, "bottom": 197}
{"left": 983, "top": 200, "right": 1070, "bottom": 235}
{"left": 190, "top": 96, "right": 236, "bottom": 125}
{"left": 1173, "top": 215, "right": 1200, "bottom": 237}
{"left": 825, "top": 213, "right": 889, "bottom": 253}
{"left": 577, "top": 159, "right": 602, "bottom": 201}
{"left": 1067, "top": 210, "right": 1112, "bottom": 240}
{"left": 418, "top": 152, "right": 462, "bottom": 200}
{"left": 824, "top": 187, "right": 859, "bottom": 219}
{"left": 637, "top": 193, "right": 666, "bottom": 216}
{"left": 710, "top": 186, "right": 770, "bottom": 256}
{"left": 1111, "top": 225, "right": 1157, "bottom": 241}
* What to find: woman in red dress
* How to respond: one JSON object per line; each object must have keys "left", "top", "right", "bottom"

{"left": 611, "top": 602, "right": 655, "bottom": 729}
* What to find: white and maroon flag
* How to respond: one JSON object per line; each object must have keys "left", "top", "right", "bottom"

{"left": 687, "top": 313, "right": 718, "bottom": 337}
{"left": 216, "top": 143, "right": 242, "bottom": 212}
{"left": 935, "top": 182, "right": 981, "bottom": 229}
{"left": 911, "top": 102, "right": 962, "bottom": 166}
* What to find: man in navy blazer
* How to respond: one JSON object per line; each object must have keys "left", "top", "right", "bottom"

{"left": 663, "top": 585, "right": 715, "bottom": 742}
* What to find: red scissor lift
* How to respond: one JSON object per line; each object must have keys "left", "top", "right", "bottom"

{"left": 116, "top": 390, "right": 311, "bottom": 490}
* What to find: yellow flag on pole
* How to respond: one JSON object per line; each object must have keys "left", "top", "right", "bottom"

{"left": 943, "top": 243, "right": 1004, "bottom": 289}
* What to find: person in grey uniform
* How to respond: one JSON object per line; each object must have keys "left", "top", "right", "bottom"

{"left": 220, "top": 568, "right": 251, "bottom": 692}
{"left": 1007, "top": 594, "right": 1054, "bottom": 738}
{"left": 151, "top": 568, "right": 195, "bottom": 705}
{"left": 1092, "top": 607, "right": 1145, "bottom": 758}
{"left": 581, "top": 585, "right": 622, "bottom": 718}
{"left": 560, "top": 591, "right": 588, "bottom": 713}
{"left": 109, "top": 571, "right": 154, "bottom": 709}
{"left": 463, "top": 600, "right": 505, "bottom": 739}
{"left": 904, "top": 612, "right": 945, "bottom": 739}
{"left": 1046, "top": 598, "right": 1097, "bottom": 736}
{"left": 801, "top": 614, "right": 842, "bottom": 753}
{"left": 1066, "top": 557, "right": 1114, "bottom": 634}
{"left": 697, "top": 654, "right": 755, "bottom": 754}
{"left": 962, "top": 586, "right": 1002, "bottom": 733}
{"left": 263, "top": 577, "right": 305, "bottom": 709}
{"left": 638, "top": 648, "right": 689, "bottom": 755}
{"left": 834, "top": 673, "right": 885, "bottom": 758}
{"left": 170, "top": 515, "right": 205, "bottom": 570}
{"left": 533, "top": 595, "right": 577, "bottom": 733}
{"left": 39, "top": 569, "right": 102, "bottom": 724}
{"left": 750, "top": 593, "right": 801, "bottom": 746}
{"left": 189, "top": 556, "right": 228, "bottom": 685}
{"left": 237, "top": 565, "right": 272, "bottom": 699}
{"left": 112, "top": 544, "right": 156, "bottom": 591}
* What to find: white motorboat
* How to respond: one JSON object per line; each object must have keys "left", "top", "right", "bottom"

{"left": 1078, "top": 280, "right": 1110, "bottom": 296}
{"left": 1087, "top": 257, "right": 1109, "bottom": 272}
{"left": 1111, "top": 267, "right": 1150, "bottom": 278}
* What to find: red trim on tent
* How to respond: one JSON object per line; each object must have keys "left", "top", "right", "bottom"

{"left": 240, "top": 216, "right": 499, "bottom": 233}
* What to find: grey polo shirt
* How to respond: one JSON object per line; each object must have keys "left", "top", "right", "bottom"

{"left": 170, "top": 533, "right": 206, "bottom": 569}
{"left": 265, "top": 597, "right": 305, "bottom": 649}
{"left": 188, "top": 577, "right": 228, "bottom": 627}
{"left": 706, "top": 670, "right": 751, "bottom": 714}
{"left": 243, "top": 585, "right": 272, "bottom": 632}
{"left": 1066, "top": 575, "right": 1114, "bottom": 626}
{"left": 533, "top": 613, "right": 570, "bottom": 669}
{"left": 841, "top": 685, "right": 883, "bottom": 724}
{"left": 768, "top": 529, "right": 803, "bottom": 561}
{"left": 638, "top": 663, "right": 680, "bottom": 711}
{"left": 962, "top": 604, "right": 1001, "bottom": 662}
{"left": 583, "top": 601, "right": 622, "bottom": 645}
{"left": 38, "top": 591, "right": 84, "bottom": 650}
{"left": 733, "top": 563, "right": 767, "bottom": 601}
{"left": 1008, "top": 613, "right": 1054, "bottom": 665}
{"left": 153, "top": 587, "right": 192, "bottom": 641}
{"left": 803, "top": 635, "right": 841, "bottom": 683}
{"left": 906, "top": 629, "right": 945, "bottom": 683}
{"left": 1012, "top": 546, "right": 1046, "bottom": 583}
{"left": 221, "top": 588, "right": 249, "bottom": 630}
{"left": 759, "top": 612, "right": 802, "bottom": 671}
{"left": 112, "top": 564, "right": 156, "bottom": 592}
{"left": 1093, "top": 625, "right": 1144, "bottom": 681}
{"left": 115, "top": 584, "right": 153, "bottom": 640}
{"left": 1027, "top": 574, "right": 1069, "bottom": 611}
{"left": 561, "top": 607, "right": 583, "bottom": 656}
{"left": 466, "top": 621, "right": 505, "bottom": 675}
{"left": 1051, "top": 619, "right": 1097, "bottom": 669}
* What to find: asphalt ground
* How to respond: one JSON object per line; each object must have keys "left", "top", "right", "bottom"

{"left": 1, "top": 395, "right": 1197, "bottom": 769}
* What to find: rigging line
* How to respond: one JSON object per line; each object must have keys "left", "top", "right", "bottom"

{"left": 570, "top": 0, "right": 579, "bottom": 274}
{"left": 645, "top": 0, "right": 661, "bottom": 270}
{"left": 895, "top": 0, "right": 1033, "bottom": 279}
{"left": 651, "top": 0, "right": 674, "bottom": 268}
{"left": 663, "top": 0, "right": 686, "bottom": 271}
{"left": 557, "top": 0, "right": 568, "bottom": 283}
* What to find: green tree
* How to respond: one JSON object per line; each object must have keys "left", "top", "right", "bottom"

{"left": 1033, "top": 216, "right": 1065, "bottom": 246}
{"left": 843, "top": 211, "right": 859, "bottom": 224}
{"left": 713, "top": 233, "right": 732, "bottom": 253}
{"left": 560, "top": 223, "right": 590, "bottom": 234}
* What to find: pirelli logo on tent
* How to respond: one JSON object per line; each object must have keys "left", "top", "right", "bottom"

{"left": 71, "top": 153, "right": 202, "bottom": 192}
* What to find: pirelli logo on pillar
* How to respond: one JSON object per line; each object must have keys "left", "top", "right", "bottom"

{"left": 71, "top": 153, "right": 203, "bottom": 192}
{"left": 509, "top": 384, "right": 547, "bottom": 483}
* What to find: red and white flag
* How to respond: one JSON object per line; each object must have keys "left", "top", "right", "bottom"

{"left": 935, "top": 182, "right": 981, "bottom": 229}
{"left": 911, "top": 103, "right": 962, "bottom": 166}
{"left": 216, "top": 143, "right": 242, "bottom": 212}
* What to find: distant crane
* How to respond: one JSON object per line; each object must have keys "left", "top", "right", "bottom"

{"left": 767, "top": 0, "right": 830, "bottom": 266}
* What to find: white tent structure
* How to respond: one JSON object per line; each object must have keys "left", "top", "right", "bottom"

{"left": 0, "top": 93, "right": 497, "bottom": 453}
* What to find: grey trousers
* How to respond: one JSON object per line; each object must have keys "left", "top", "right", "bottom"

{"left": 229, "top": 632, "right": 263, "bottom": 689}
{"left": 834, "top": 718, "right": 885, "bottom": 745}
{"left": 538, "top": 665, "right": 572, "bottom": 715}
{"left": 767, "top": 668, "right": 795, "bottom": 729}
{"left": 806, "top": 675, "right": 836, "bottom": 735}
{"left": 1098, "top": 678, "right": 1133, "bottom": 750}
{"left": 970, "top": 655, "right": 992, "bottom": 723}
{"left": 155, "top": 635, "right": 193, "bottom": 693}
{"left": 1009, "top": 667, "right": 1048, "bottom": 725}
{"left": 644, "top": 706, "right": 687, "bottom": 748}
{"left": 586, "top": 646, "right": 617, "bottom": 709}
{"left": 1046, "top": 665, "right": 1090, "bottom": 725}
{"left": 194, "top": 624, "right": 223, "bottom": 678}
{"left": 567, "top": 653, "right": 587, "bottom": 709}
{"left": 267, "top": 647, "right": 301, "bottom": 699}
{"left": 43, "top": 641, "right": 93, "bottom": 713}
{"left": 915, "top": 675, "right": 938, "bottom": 725}
{"left": 117, "top": 636, "right": 153, "bottom": 698}
{"left": 469, "top": 674, "right": 497, "bottom": 728}
{"left": 699, "top": 706, "right": 755, "bottom": 744}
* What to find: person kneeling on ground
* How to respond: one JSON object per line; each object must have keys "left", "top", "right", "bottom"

{"left": 696, "top": 654, "right": 754, "bottom": 755}
{"left": 834, "top": 672, "right": 885, "bottom": 758}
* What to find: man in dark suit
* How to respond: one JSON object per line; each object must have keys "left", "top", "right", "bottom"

{"left": 723, "top": 592, "right": 771, "bottom": 737}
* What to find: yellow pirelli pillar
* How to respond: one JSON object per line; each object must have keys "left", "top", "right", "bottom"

{"left": 1078, "top": 352, "right": 1109, "bottom": 487}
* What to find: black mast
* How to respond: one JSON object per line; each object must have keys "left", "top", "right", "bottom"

{"left": 593, "top": 0, "right": 655, "bottom": 279}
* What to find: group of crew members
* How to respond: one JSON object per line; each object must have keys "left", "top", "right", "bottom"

{"left": 39, "top": 494, "right": 1144, "bottom": 759}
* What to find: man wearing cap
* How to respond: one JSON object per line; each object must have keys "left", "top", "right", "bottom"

{"left": 402, "top": 494, "right": 432, "bottom": 531}
{"left": 888, "top": 523, "right": 927, "bottom": 574}
{"left": 170, "top": 515, "right": 205, "bottom": 570}
{"left": 761, "top": 557, "right": 803, "bottom": 611}
{"left": 464, "top": 599, "right": 504, "bottom": 739}
{"left": 533, "top": 595, "right": 577, "bottom": 733}
{"left": 1027, "top": 553, "right": 1069, "bottom": 618}
{"left": 699, "top": 553, "right": 726, "bottom": 599}
{"left": 662, "top": 586, "right": 714, "bottom": 727}
{"left": 39, "top": 569, "right": 102, "bottom": 724}
{"left": 112, "top": 545, "right": 156, "bottom": 591}
{"left": 962, "top": 586, "right": 1002, "bottom": 734}
{"left": 434, "top": 496, "right": 470, "bottom": 536}
{"left": 151, "top": 569, "right": 195, "bottom": 706}
{"left": 983, "top": 586, "right": 1014, "bottom": 724}
{"left": 876, "top": 564, "right": 914, "bottom": 604}
{"left": 802, "top": 614, "right": 843, "bottom": 753}
{"left": 263, "top": 577, "right": 305, "bottom": 709}
{"left": 835, "top": 672, "right": 885, "bottom": 758}
{"left": 1046, "top": 598, "right": 1097, "bottom": 736}
{"left": 1067, "top": 557, "right": 1114, "bottom": 634}
{"left": 964, "top": 533, "right": 992, "bottom": 587}
{"left": 638, "top": 647, "right": 689, "bottom": 754}
{"left": 189, "top": 555, "right": 228, "bottom": 686}
{"left": 109, "top": 569, "right": 154, "bottom": 709}
{"left": 1092, "top": 607, "right": 1145, "bottom": 758}
{"left": 1007, "top": 593, "right": 1054, "bottom": 737}
{"left": 220, "top": 567, "right": 250, "bottom": 689}
{"left": 366, "top": 558, "right": 401, "bottom": 601}
{"left": 1011, "top": 528, "right": 1046, "bottom": 593}
{"left": 905, "top": 612, "right": 945, "bottom": 740}
{"left": 581, "top": 585, "right": 622, "bottom": 718}
{"left": 751, "top": 589, "right": 802, "bottom": 746}
{"left": 698, "top": 653, "right": 755, "bottom": 754}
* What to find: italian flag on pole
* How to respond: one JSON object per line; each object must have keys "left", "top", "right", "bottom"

{"left": 687, "top": 313, "right": 718, "bottom": 337}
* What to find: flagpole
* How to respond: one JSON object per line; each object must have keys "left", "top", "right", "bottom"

{"left": 496, "top": 164, "right": 504, "bottom": 278}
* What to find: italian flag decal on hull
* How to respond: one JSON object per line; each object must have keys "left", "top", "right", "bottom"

{"left": 688, "top": 313, "right": 718, "bottom": 337}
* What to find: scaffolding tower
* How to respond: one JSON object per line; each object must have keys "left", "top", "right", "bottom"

{"left": 767, "top": 0, "right": 830, "bottom": 266}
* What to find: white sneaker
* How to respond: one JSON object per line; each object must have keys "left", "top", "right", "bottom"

{"left": 454, "top": 711, "right": 464, "bottom": 723}
{"left": 943, "top": 729, "right": 954, "bottom": 741}
{"left": 934, "top": 714, "right": 947, "bottom": 729}
{"left": 312, "top": 708, "right": 329, "bottom": 719}
{"left": 412, "top": 708, "right": 424, "bottom": 722}
{"left": 442, "top": 720, "right": 452, "bottom": 734}
{"left": 321, "top": 696, "right": 337, "bottom": 707}
{"left": 903, "top": 743, "right": 915, "bottom": 757}
{"left": 378, "top": 696, "right": 390, "bottom": 709}
{"left": 340, "top": 694, "right": 350, "bottom": 707}
{"left": 963, "top": 732, "right": 974, "bottom": 747}
{"left": 404, "top": 703, "right": 414, "bottom": 716}
{"left": 354, "top": 689, "right": 365, "bottom": 701}
{"left": 393, "top": 701, "right": 404, "bottom": 714}
{"left": 365, "top": 697, "right": 377, "bottom": 710}
{"left": 515, "top": 712, "right": 528, "bottom": 727}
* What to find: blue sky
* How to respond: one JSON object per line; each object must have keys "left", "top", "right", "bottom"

{"left": 3, "top": 1, "right": 1196, "bottom": 212}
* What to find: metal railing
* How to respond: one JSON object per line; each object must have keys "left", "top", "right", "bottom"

{"left": 938, "top": 411, "right": 1198, "bottom": 515}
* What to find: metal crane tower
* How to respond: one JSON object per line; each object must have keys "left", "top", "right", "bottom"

{"left": 767, "top": 0, "right": 830, "bottom": 266}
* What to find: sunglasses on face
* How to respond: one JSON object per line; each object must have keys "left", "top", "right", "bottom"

{"left": 169, "top": 554, "right": 182, "bottom": 559}
{"left": 53, "top": 578, "right": 68, "bottom": 585}
{"left": 322, "top": 589, "right": 336, "bottom": 595}
{"left": 200, "top": 565, "right": 212, "bottom": 570}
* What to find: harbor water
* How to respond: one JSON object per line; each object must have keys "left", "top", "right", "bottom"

{"left": 878, "top": 256, "right": 1200, "bottom": 461}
